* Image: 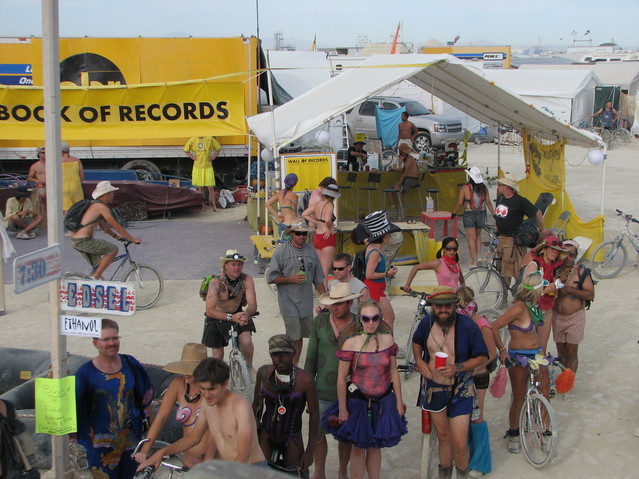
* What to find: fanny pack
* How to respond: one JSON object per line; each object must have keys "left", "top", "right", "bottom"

{"left": 346, "top": 382, "right": 392, "bottom": 402}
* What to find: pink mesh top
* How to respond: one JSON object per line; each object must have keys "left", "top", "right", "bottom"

{"left": 435, "top": 258, "right": 461, "bottom": 289}
{"left": 337, "top": 343, "right": 398, "bottom": 398}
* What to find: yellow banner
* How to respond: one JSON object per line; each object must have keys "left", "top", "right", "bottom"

{"left": 523, "top": 130, "right": 565, "bottom": 189}
{"left": 0, "top": 80, "right": 246, "bottom": 140}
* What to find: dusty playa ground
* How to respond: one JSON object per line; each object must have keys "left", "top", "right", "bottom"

{"left": 1, "top": 139, "right": 638, "bottom": 478}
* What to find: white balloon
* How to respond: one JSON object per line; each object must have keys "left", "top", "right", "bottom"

{"left": 315, "top": 130, "right": 330, "bottom": 146}
{"left": 261, "top": 148, "right": 273, "bottom": 162}
{"left": 587, "top": 149, "right": 604, "bottom": 165}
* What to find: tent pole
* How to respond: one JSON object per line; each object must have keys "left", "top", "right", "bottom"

{"left": 246, "top": 40, "right": 254, "bottom": 227}
{"left": 600, "top": 148, "right": 607, "bottom": 217}
{"left": 266, "top": 51, "right": 278, "bottom": 235}
{"left": 497, "top": 124, "right": 501, "bottom": 174}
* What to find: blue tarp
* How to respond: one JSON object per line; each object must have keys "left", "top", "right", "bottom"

{"left": 375, "top": 106, "right": 405, "bottom": 148}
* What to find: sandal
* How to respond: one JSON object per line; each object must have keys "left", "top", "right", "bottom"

{"left": 16, "top": 232, "right": 29, "bottom": 239}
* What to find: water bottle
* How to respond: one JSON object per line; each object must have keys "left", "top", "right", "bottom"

{"left": 421, "top": 409, "right": 431, "bottom": 434}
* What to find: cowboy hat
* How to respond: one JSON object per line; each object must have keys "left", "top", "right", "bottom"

{"left": 362, "top": 210, "right": 401, "bottom": 240}
{"left": 322, "top": 184, "right": 341, "bottom": 199}
{"left": 283, "top": 222, "right": 315, "bottom": 235}
{"left": 92, "top": 181, "right": 119, "bottom": 199}
{"left": 268, "top": 334, "right": 295, "bottom": 354}
{"left": 219, "top": 249, "right": 247, "bottom": 269}
{"left": 163, "top": 343, "right": 208, "bottom": 375}
{"left": 427, "top": 291, "right": 460, "bottom": 306}
{"left": 497, "top": 173, "right": 519, "bottom": 191}
{"left": 468, "top": 166, "right": 484, "bottom": 184}
{"left": 15, "top": 186, "right": 32, "bottom": 198}
{"left": 319, "top": 282, "right": 362, "bottom": 305}
{"left": 532, "top": 235, "right": 569, "bottom": 257}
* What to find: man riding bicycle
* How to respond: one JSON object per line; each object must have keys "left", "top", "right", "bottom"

{"left": 71, "top": 181, "right": 142, "bottom": 280}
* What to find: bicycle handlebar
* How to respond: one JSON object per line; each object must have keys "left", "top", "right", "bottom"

{"left": 134, "top": 467, "right": 155, "bottom": 479}
{"left": 615, "top": 209, "right": 639, "bottom": 223}
{"left": 401, "top": 288, "right": 429, "bottom": 301}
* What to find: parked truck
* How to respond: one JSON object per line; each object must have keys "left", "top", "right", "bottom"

{"left": 0, "top": 36, "right": 272, "bottom": 184}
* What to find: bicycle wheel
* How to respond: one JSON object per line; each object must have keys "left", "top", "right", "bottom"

{"left": 519, "top": 392, "right": 558, "bottom": 468}
{"left": 63, "top": 272, "right": 89, "bottom": 280}
{"left": 477, "top": 308, "right": 509, "bottom": 346}
{"left": 403, "top": 315, "right": 421, "bottom": 378}
{"left": 229, "top": 349, "right": 253, "bottom": 403}
{"left": 123, "top": 264, "right": 164, "bottom": 310}
{"left": 589, "top": 240, "right": 627, "bottom": 279}
{"left": 615, "top": 128, "right": 631, "bottom": 146}
{"left": 464, "top": 267, "right": 506, "bottom": 310}
{"left": 146, "top": 440, "right": 185, "bottom": 479}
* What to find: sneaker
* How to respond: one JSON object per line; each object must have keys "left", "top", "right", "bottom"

{"left": 468, "top": 470, "right": 484, "bottom": 478}
{"left": 16, "top": 232, "right": 30, "bottom": 239}
{"left": 633, "top": 428, "right": 639, "bottom": 438}
{"left": 28, "top": 231, "right": 36, "bottom": 238}
{"left": 506, "top": 431, "right": 521, "bottom": 453}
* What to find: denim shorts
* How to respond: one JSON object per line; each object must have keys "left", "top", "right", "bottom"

{"left": 463, "top": 209, "right": 487, "bottom": 229}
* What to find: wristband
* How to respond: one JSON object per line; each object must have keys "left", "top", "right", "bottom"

{"left": 554, "top": 279, "right": 565, "bottom": 289}
{"left": 226, "top": 313, "right": 233, "bottom": 322}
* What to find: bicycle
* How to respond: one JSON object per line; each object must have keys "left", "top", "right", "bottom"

{"left": 397, "top": 289, "right": 429, "bottom": 379}
{"left": 131, "top": 439, "right": 187, "bottom": 478}
{"left": 463, "top": 225, "right": 513, "bottom": 311}
{"left": 508, "top": 354, "right": 560, "bottom": 469}
{"left": 228, "top": 319, "right": 255, "bottom": 403}
{"left": 589, "top": 208, "right": 639, "bottom": 279}
{"left": 65, "top": 240, "right": 164, "bottom": 310}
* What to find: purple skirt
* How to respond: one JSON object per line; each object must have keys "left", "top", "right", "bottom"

{"left": 321, "top": 391, "right": 407, "bottom": 449}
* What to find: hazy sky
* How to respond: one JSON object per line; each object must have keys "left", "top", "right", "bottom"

{"left": 1, "top": 0, "right": 637, "bottom": 50}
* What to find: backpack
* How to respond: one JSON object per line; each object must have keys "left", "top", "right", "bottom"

{"left": 297, "top": 189, "right": 311, "bottom": 217}
{"left": 351, "top": 248, "right": 367, "bottom": 281}
{"left": 0, "top": 400, "right": 40, "bottom": 479}
{"left": 576, "top": 265, "right": 596, "bottom": 310}
{"left": 513, "top": 221, "right": 539, "bottom": 248}
{"left": 199, "top": 274, "right": 215, "bottom": 301}
{"left": 63, "top": 199, "right": 99, "bottom": 232}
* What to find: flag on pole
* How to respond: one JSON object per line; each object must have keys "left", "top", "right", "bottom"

{"left": 311, "top": 34, "right": 316, "bottom": 51}
{"left": 390, "top": 22, "right": 401, "bottom": 54}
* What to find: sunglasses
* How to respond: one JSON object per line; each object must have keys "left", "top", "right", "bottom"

{"left": 292, "top": 231, "right": 308, "bottom": 236}
{"left": 444, "top": 246, "right": 458, "bottom": 251}
{"left": 360, "top": 314, "right": 381, "bottom": 323}
{"left": 333, "top": 266, "right": 347, "bottom": 271}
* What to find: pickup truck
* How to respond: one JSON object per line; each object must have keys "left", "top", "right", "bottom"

{"left": 345, "top": 96, "right": 465, "bottom": 151}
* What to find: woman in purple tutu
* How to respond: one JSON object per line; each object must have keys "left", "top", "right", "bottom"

{"left": 322, "top": 299, "right": 407, "bottom": 479}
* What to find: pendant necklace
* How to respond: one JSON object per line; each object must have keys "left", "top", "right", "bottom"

{"left": 433, "top": 326, "right": 448, "bottom": 351}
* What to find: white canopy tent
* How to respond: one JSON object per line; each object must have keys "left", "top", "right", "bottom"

{"left": 248, "top": 54, "right": 601, "bottom": 151}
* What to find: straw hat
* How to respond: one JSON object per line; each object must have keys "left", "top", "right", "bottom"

{"left": 92, "top": 181, "right": 119, "bottom": 199}
{"left": 163, "top": 343, "right": 208, "bottom": 375}
{"left": 532, "top": 235, "right": 569, "bottom": 258}
{"left": 362, "top": 210, "right": 401, "bottom": 240}
{"left": 468, "top": 167, "right": 483, "bottom": 184}
{"left": 219, "top": 249, "right": 247, "bottom": 269}
{"left": 283, "top": 222, "right": 315, "bottom": 235}
{"left": 427, "top": 291, "right": 460, "bottom": 306}
{"left": 497, "top": 173, "right": 519, "bottom": 191}
{"left": 319, "top": 282, "right": 362, "bottom": 305}
{"left": 322, "top": 184, "right": 341, "bottom": 199}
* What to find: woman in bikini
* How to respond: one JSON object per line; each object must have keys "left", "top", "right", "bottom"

{"left": 401, "top": 237, "right": 465, "bottom": 293}
{"left": 266, "top": 173, "right": 299, "bottom": 241}
{"left": 134, "top": 343, "right": 214, "bottom": 468}
{"left": 323, "top": 299, "right": 407, "bottom": 479}
{"left": 303, "top": 183, "right": 340, "bottom": 288}
{"left": 490, "top": 272, "right": 549, "bottom": 454}
{"left": 453, "top": 167, "right": 495, "bottom": 266}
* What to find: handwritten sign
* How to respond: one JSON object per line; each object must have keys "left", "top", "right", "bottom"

{"left": 13, "top": 244, "right": 63, "bottom": 293}
{"left": 35, "top": 376, "right": 77, "bottom": 435}
{"left": 61, "top": 315, "right": 102, "bottom": 337}
{"left": 60, "top": 279, "right": 136, "bottom": 316}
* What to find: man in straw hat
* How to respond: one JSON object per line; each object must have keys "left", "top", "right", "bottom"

{"left": 70, "top": 181, "right": 141, "bottom": 280}
{"left": 268, "top": 222, "right": 326, "bottom": 365}
{"left": 203, "top": 249, "right": 258, "bottom": 368}
{"left": 138, "top": 357, "right": 266, "bottom": 472}
{"left": 253, "top": 334, "right": 319, "bottom": 477}
{"left": 494, "top": 172, "right": 543, "bottom": 290}
{"left": 346, "top": 135, "right": 368, "bottom": 171}
{"left": 305, "top": 282, "right": 361, "bottom": 479}
{"left": 411, "top": 292, "right": 488, "bottom": 479}
{"left": 76, "top": 319, "right": 153, "bottom": 478}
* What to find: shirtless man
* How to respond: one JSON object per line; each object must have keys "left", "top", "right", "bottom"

{"left": 204, "top": 250, "right": 258, "bottom": 367}
{"left": 553, "top": 239, "right": 595, "bottom": 384}
{"left": 71, "top": 181, "right": 141, "bottom": 279}
{"left": 397, "top": 112, "right": 418, "bottom": 149}
{"left": 27, "top": 147, "right": 47, "bottom": 203}
{"left": 138, "top": 358, "right": 266, "bottom": 472}
{"left": 388, "top": 143, "right": 419, "bottom": 209}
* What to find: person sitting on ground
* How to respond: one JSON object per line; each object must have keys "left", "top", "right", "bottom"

{"left": 266, "top": 173, "right": 299, "bottom": 241}
{"left": 253, "top": 334, "right": 319, "bottom": 477}
{"left": 138, "top": 357, "right": 266, "bottom": 471}
{"left": 452, "top": 167, "right": 496, "bottom": 266}
{"left": 70, "top": 181, "right": 141, "bottom": 280}
{"left": 203, "top": 250, "right": 258, "bottom": 368}
{"left": 134, "top": 343, "right": 214, "bottom": 468}
{"left": 491, "top": 272, "right": 549, "bottom": 454}
{"left": 456, "top": 286, "right": 496, "bottom": 478}
{"left": 4, "top": 186, "right": 43, "bottom": 239}
{"left": 402, "top": 237, "right": 465, "bottom": 292}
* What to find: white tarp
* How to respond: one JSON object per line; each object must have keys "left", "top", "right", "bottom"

{"left": 248, "top": 54, "right": 601, "bottom": 152}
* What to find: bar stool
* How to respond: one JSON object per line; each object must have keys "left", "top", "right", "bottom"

{"left": 426, "top": 188, "right": 439, "bottom": 211}
{"left": 404, "top": 171, "right": 426, "bottom": 218}
{"left": 338, "top": 172, "right": 357, "bottom": 220}
{"left": 421, "top": 211, "right": 458, "bottom": 239}
{"left": 357, "top": 172, "right": 381, "bottom": 219}
{"left": 383, "top": 184, "right": 405, "bottom": 222}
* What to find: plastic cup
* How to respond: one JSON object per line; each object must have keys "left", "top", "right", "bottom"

{"left": 435, "top": 352, "right": 448, "bottom": 369}
{"left": 299, "top": 271, "right": 307, "bottom": 283}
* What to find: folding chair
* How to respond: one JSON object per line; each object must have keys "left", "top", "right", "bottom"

{"left": 549, "top": 210, "right": 571, "bottom": 239}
